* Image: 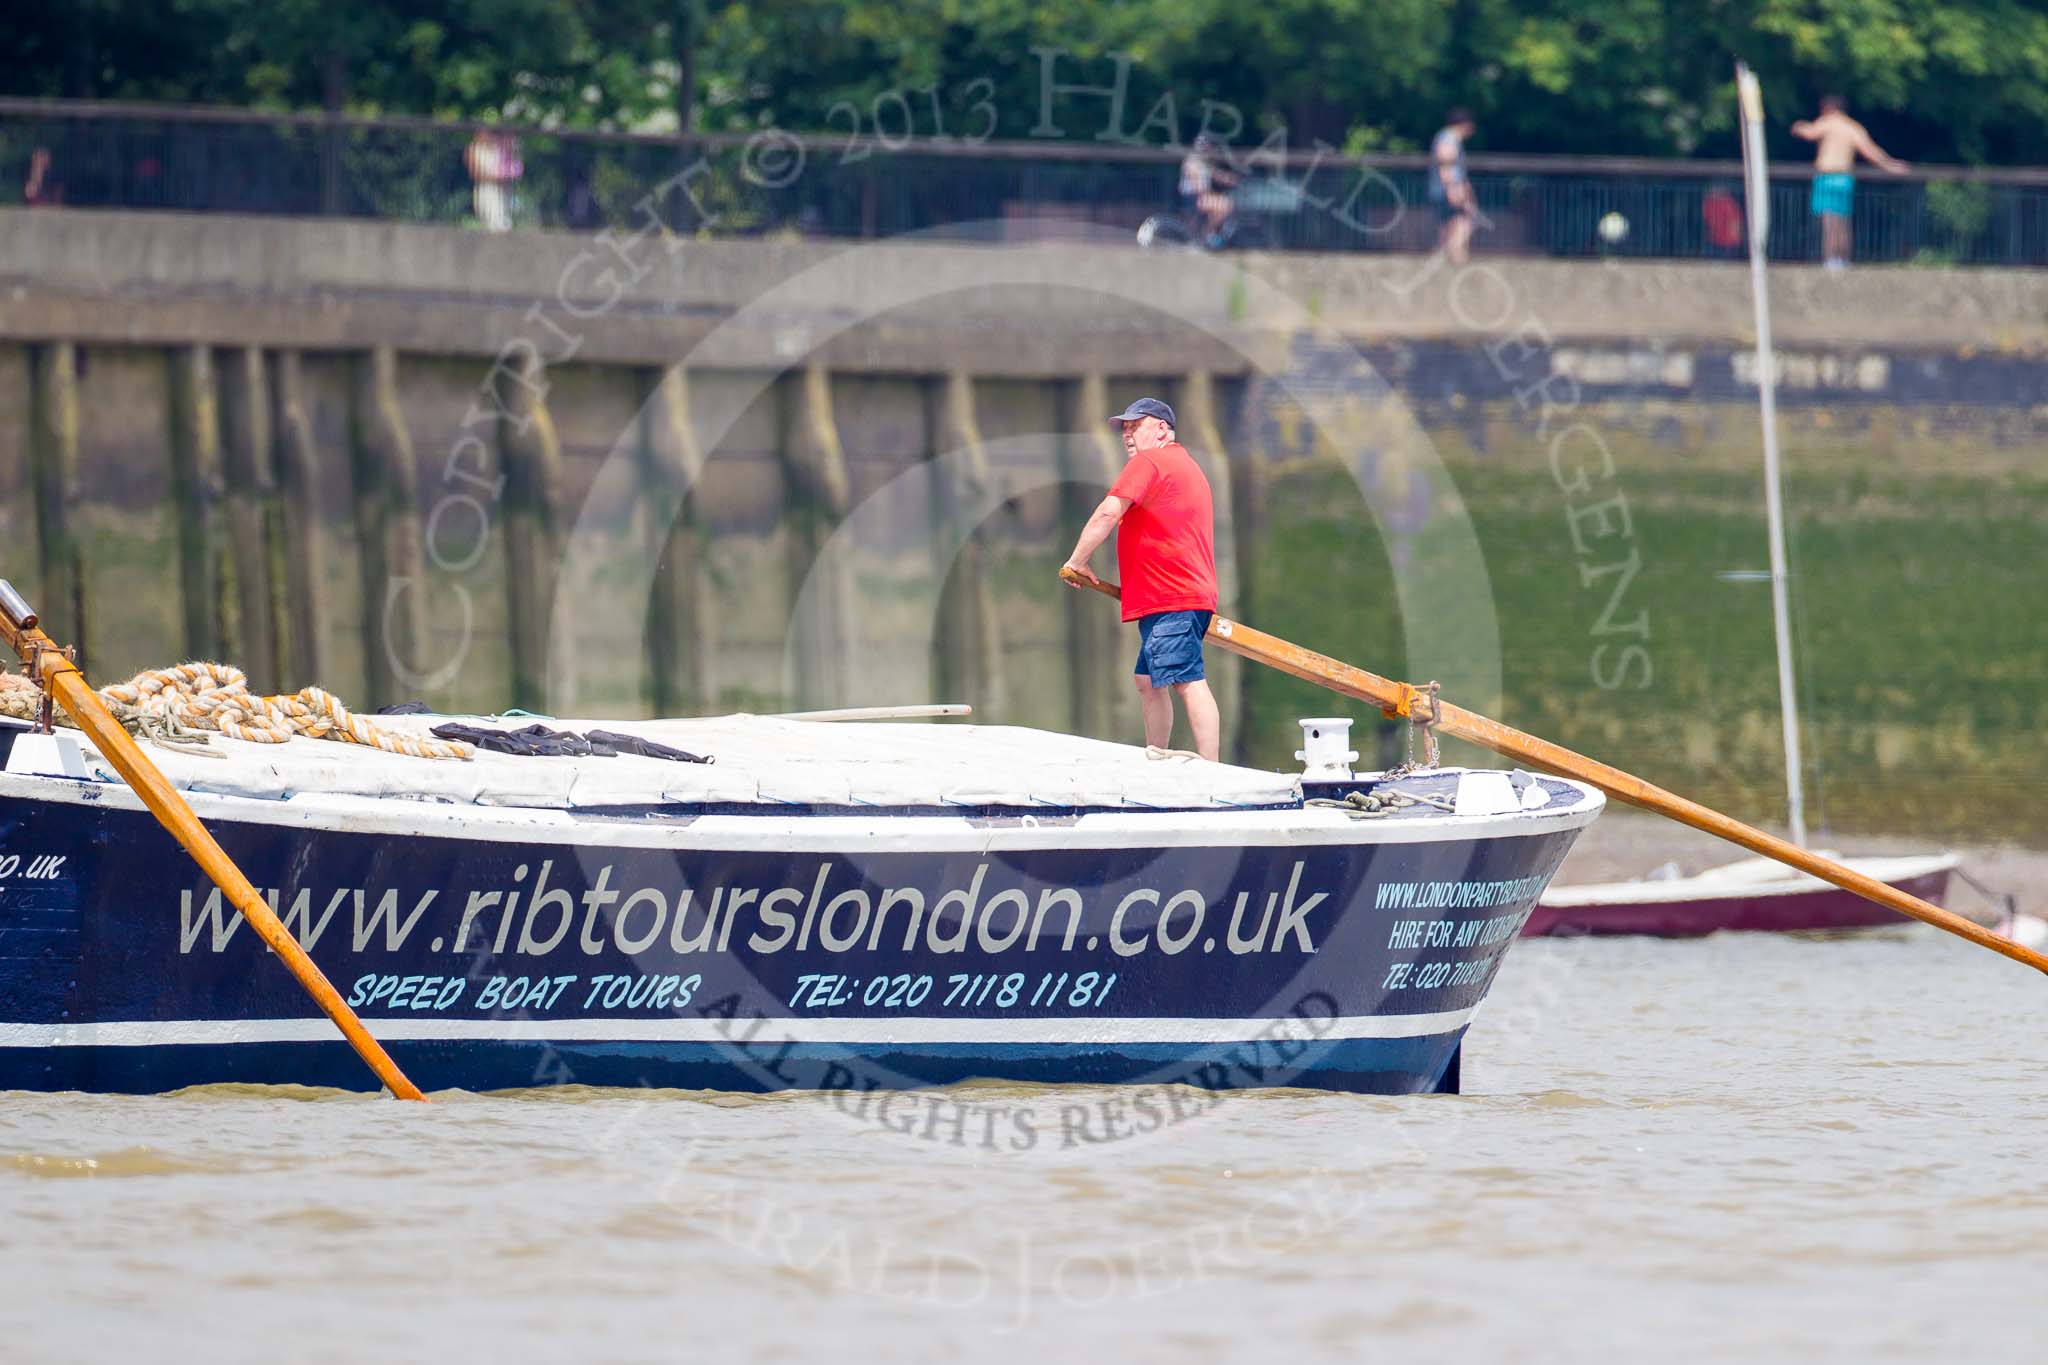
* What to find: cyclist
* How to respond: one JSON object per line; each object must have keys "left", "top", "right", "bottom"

{"left": 1178, "top": 135, "right": 1239, "bottom": 247}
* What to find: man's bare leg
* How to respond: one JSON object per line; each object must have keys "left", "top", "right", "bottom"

{"left": 1447, "top": 212, "right": 1474, "bottom": 264}
{"left": 1172, "top": 680, "right": 1221, "bottom": 761}
{"left": 1824, "top": 213, "right": 1849, "bottom": 266}
{"left": 1135, "top": 674, "right": 1174, "bottom": 748}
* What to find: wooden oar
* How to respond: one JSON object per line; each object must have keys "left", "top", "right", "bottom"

{"left": 0, "top": 580, "right": 429, "bottom": 1099}
{"left": 1060, "top": 566, "right": 2048, "bottom": 977}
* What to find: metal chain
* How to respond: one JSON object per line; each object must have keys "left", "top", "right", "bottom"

{"left": 1307, "top": 785, "right": 1456, "bottom": 819}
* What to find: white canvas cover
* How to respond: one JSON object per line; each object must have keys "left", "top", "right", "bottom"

{"left": 108, "top": 715, "right": 1301, "bottom": 812}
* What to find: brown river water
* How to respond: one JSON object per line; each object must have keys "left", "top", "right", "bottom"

{"left": 5, "top": 926, "right": 2044, "bottom": 1364}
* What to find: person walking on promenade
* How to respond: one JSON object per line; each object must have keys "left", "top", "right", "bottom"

{"left": 1061, "top": 396, "right": 1221, "bottom": 761}
{"left": 465, "top": 127, "right": 524, "bottom": 232}
{"left": 1792, "top": 95, "right": 1907, "bottom": 271}
{"left": 1429, "top": 108, "right": 1478, "bottom": 263}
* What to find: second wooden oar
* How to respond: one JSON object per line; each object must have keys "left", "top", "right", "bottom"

{"left": 772, "top": 704, "right": 973, "bottom": 722}
{"left": 0, "top": 580, "right": 429, "bottom": 1099}
{"left": 1060, "top": 566, "right": 2048, "bottom": 978}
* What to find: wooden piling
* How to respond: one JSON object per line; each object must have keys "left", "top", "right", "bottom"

{"left": 347, "top": 346, "right": 426, "bottom": 709}
{"left": 166, "top": 345, "right": 227, "bottom": 661}
{"left": 640, "top": 365, "right": 716, "bottom": 716}
{"left": 1062, "top": 374, "right": 1126, "bottom": 738}
{"left": 270, "top": 351, "right": 328, "bottom": 687}
{"left": 1225, "top": 386, "right": 1271, "bottom": 765}
{"left": 218, "top": 347, "right": 281, "bottom": 693}
{"left": 779, "top": 364, "right": 854, "bottom": 710}
{"left": 1176, "top": 370, "right": 1242, "bottom": 760}
{"left": 26, "top": 343, "right": 83, "bottom": 665}
{"left": 0, "top": 351, "right": 35, "bottom": 608}
{"left": 930, "top": 370, "right": 1004, "bottom": 716}
{"left": 495, "top": 347, "right": 563, "bottom": 713}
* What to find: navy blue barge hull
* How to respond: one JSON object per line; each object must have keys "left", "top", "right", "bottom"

{"left": 0, "top": 767, "right": 1601, "bottom": 1096}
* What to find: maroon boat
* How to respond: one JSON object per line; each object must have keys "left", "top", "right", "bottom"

{"left": 1524, "top": 852, "right": 1959, "bottom": 938}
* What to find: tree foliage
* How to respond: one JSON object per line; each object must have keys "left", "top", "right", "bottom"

{"left": 3, "top": 0, "right": 2045, "bottom": 163}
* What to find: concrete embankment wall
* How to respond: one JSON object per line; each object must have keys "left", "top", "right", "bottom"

{"left": 2, "top": 209, "right": 2043, "bottom": 802}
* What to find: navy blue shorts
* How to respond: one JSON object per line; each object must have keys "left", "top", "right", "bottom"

{"left": 1133, "top": 610, "right": 1213, "bottom": 686}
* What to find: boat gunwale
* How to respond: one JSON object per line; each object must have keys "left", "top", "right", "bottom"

{"left": 0, "top": 767, "right": 1606, "bottom": 852}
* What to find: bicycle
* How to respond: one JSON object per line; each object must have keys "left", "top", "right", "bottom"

{"left": 1136, "top": 182, "right": 1287, "bottom": 250}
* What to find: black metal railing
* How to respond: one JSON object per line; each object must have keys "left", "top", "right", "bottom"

{"left": 6, "top": 99, "right": 2048, "bottom": 266}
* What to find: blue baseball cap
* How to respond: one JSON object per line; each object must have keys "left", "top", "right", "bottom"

{"left": 1108, "top": 396, "right": 1175, "bottom": 427}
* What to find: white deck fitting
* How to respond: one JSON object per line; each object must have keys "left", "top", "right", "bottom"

{"left": 49, "top": 714, "right": 1304, "bottom": 813}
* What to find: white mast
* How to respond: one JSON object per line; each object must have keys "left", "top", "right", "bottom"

{"left": 1737, "top": 62, "right": 1808, "bottom": 849}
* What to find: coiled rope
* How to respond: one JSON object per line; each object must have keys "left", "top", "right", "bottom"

{"left": 1, "top": 663, "right": 472, "bottom": 760}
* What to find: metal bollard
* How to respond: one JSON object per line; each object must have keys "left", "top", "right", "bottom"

{"left": 0, "top": 580, "right": 36, "bottom": 632}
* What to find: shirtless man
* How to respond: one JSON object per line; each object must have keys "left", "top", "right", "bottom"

{"left": 1792, "top": 96, "right": 1906, "bottom": 271}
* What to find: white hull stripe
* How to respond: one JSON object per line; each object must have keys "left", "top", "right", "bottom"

{"left": 0, "top": 1009, "right": 1477, "bottom": 1049}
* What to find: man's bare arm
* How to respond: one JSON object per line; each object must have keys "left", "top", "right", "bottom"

{"left": 1853, "top": 123, "right": 1907, "bottom": 173}
{"left": 1791, "top": 119, "right": 1821, "bottom": 141}
{"left": 1062, "top": 494, "right": 1131, "bottom": 582}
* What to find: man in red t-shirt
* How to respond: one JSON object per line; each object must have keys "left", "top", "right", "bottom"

{"left": 1061, "top": 396, "right": 1221, "bottom": 760}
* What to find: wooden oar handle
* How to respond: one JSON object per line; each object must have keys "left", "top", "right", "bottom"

{"left": 1059, "top": 565, "right": 1120, "bottom": 598}
{"left": 1059, "top": 566, "right": 1425, "bottom": 721}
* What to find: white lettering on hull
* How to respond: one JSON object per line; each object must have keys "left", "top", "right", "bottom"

{"left": 169, "top": 860, "right": 1347, "bottom": 962}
